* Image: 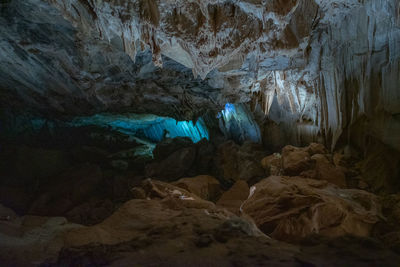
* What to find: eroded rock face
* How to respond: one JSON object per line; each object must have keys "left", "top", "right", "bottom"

{"left": 216, "top": 180, "right": 250, "bottom": 215}
{"left": 243, "top": 176, "right": 381, "bottom": 242}
{"left": 1, "top": 0, "right": 399, "bottom": 154}
{"left": 172, "top": 175, "right": 221, "bottom": 202}
{"left": 261, "top": 143, "right": 348, "bottom": 187}
{"left": 215, "top": 140, "right": 267, "bottom": 186}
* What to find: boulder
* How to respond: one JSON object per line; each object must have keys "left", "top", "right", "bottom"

{"left": 306, "top": 143, "right": 328, "bottom": 156}
{"left": 310, "top": 154, "right": 346, "bottom": 187}
{"left": 135, "top": 179, "right": 215, "bottom": 210}
{"left": 145, "top": 146, "right": 196, "bottom": 181}
{"left": 152, "top": 137, "right": 194, "bottom": 161}
{"left": 281, "top": 145, "right": 312, "bottom": 176}
{"left": 66, "top": 199, "right": 114, "bottom": 225}
{"left": 0, "top": 215, "right": 81, "bottom": 265}
{"left": 172, "top": 175, "right": 221, "bottom": 201}
{"left": 243, "top": 176, "right": 381, "bottom": 242}
{"left": 192, "top": 139, "right": 216, "bottom": 175}
{"left": 215, "top": 141, "right": 266, "bottom": 185}
{"left": 217, "top": 180, "right": 250, "bottom": 215}
{"left": 261, "top": 153, "right": 282, "bottom": 176}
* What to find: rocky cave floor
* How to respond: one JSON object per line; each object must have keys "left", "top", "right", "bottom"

{"left": 1, "top": 128, "right": 400, "bottom": 266}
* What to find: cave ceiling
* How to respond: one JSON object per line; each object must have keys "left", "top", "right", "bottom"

{"left": 0, "top": 0, "right": 399, "bottom": 149}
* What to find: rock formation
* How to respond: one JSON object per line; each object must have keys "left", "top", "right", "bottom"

{"left": 0, "top": 0, "right": 399, "bottom": 265}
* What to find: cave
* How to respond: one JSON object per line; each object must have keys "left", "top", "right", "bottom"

{"left": 1, "top": 0, "right": 400, "bottom": 265}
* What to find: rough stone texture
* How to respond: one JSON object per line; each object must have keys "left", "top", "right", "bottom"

{"left": 172, "top": 175, "right": 221, "bottom": 202}
{"left": 282, "top": 145, "right": 312, "bottom": 176}
{"left": 0, "top": 0, "right": 398, "bottom": 156}
{"left": 310, "top": 153, "right": 346, "bottom": 187}
{"left": 261, "top": 153, "right": 282, "bottom": 176}
{"left": 0, "top": 215, "right": 82, "bottom": 265}
{"left": 243, "top": 176, "right": 381, "bottom": 242}
{"left": 216, "top": 180, "right": 250, "bottom": 215}
{"left": 145, "top": 146, "right": 196, "bottom": 181}
{"left": 261, "top": 143, "right": 349, "bottom": 187}
{"left": 215, "top": 140, "right": 266, "bottom": 186}
{"left": 1, "top": 178, "right": 399, "bottom": 266}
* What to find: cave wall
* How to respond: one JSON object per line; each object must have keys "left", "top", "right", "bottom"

{"left": 0, "top": 0, "right": 399, "bottom": 155}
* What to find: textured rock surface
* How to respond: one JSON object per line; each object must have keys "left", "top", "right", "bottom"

{"left": 216, "top": 180, "right": 250, "bottom": 215}
{"left": 0, "top": 0, "right": 399, "bottom": 153}
{"left": 261, "top": 143, "right": 349, "bottom": 187}
{"left": 172, "top": 175, "right": 221, "bottom": 202}
{"left": 243, "top": 176, "right": 381, "bottom": 242}
{"left": 1, "top": 176, "right": 399, "bottom": 266}
{"left": 215, "top": 140, "right": 267, "bottom": 185}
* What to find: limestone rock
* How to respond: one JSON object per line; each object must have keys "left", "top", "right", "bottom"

{"left": 215, "top": 141, "right": 266, "bottom": 185}
{"left": 152, "top": 137, "right": 194, "bottom": 161}
{"left": 145, "top": 146, "right": 196, "bottom": 181}
{"left": 306, "top": 143, "right": 328, "bottom": 156}
{"left": 217, "top": 180, "right": 250, "bottom": 215}
{"left": 282, "top": 145, "right": 312, "bottom": 176}
{"left": 261, "top": 153, "right": 282, "bottom": 176}
{"left": 310, "top": 154, "right": 346, "bottom": 188}
{"left": 0, "top": 215, "right": 81, "bottom": 265}
{"left": 66, "top": 199, "right": 114, "bottom": 225}
{"left": 172, "top": 175, "right": 221, "bottom": 201}
{"left": 243, "top": 176, "right": 381, "bottom": 242}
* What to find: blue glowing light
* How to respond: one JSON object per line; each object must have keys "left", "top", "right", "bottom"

{"left": 68, "top": 114, "right": 209, "bottom": 143}
{"left": 225, "top": 103, "right": 236, "bottom": 113}
{"left": 218, "top": 103, "right": 261, "bottom": 143}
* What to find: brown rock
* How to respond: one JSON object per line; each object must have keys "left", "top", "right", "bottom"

{"left": 215, "top": 141, "right": 266, "bottom": 185}
{"left": 243, "top": 176, "right": 381, "bottom": 242}
{"left": 172, "top": 175, "right": 221, "bottom": 201}
{"left": 139, "top": 179, "right": 215, "bottom": 210}
{"left": 0, "top": 215, "right": 81, "bottom": 265}
{"left": 261, "top": 153, "right": 282, "bottom": 176}
{"left": 145, "top": 146, "right": 196, "bottom": 181}
{"left": 311, "top": 154, "right": 347, "bottom": 187}
{"left": 282, "top": 145, "right": 312, "bottom": 176}
{"left": 66, "top": 199, "right": 114, "bottom": 225}
{"left": 306, "top": 143, "right": 328, "bottom": 156}
{"left": 217, "top": 180, "right": 250, "bottom": 215}
{"left": 131, "top": 187, "right": 147, "bottom": 199}
{"left": 333, "top": 152, "right": 346, "bottom": 167}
